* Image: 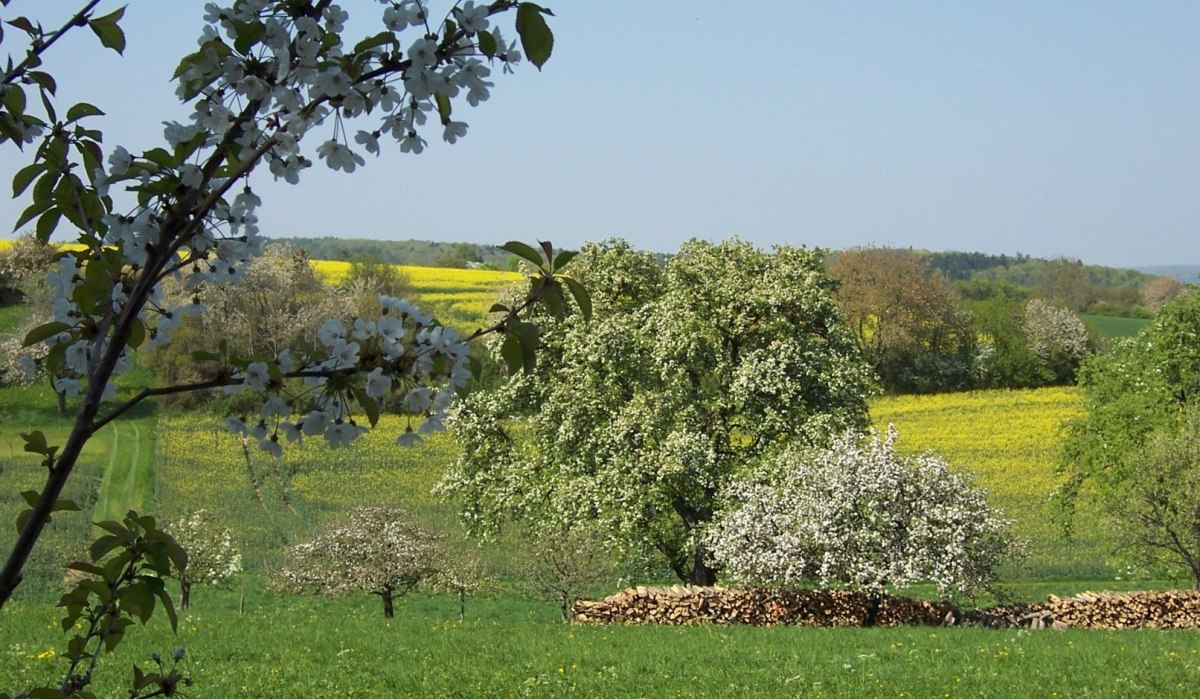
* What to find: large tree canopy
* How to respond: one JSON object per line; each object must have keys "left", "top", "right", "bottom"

{"left": 441, "top": 238, "right": 875, "bottom": 585}
{"left": 827, "top": 246, "right": 976, "bottom": 393}
{"left": 1059, "top": 288, "right": 1200, "bottom": 586}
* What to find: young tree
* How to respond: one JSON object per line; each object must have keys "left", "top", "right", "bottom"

{"left": 827, "top": 247, "right": 976, "bottom": 393}
{"left": 1103, "top": 411, "right": 1200, "bottom": 588}
{"left": 708, "top": 428, "right": 1018, "bottom": 623}
{"left": 442, "top": 238, "right": 875, "bottom": 585}
{"left": 169, "top": 509, "right": 242, "bottom": 610}
{"left": 0, "top": 0, "right": 575, "bottom": 614}
{"left": 429, "top": 542, "right": 493, "bottom": 621}
{"left": 275, "top": 506, "right": 443, "bottom": 618}
{"left": 1020, "top": 298, "right": 1089, "bottom": 384}
{"left": 516, "top": 524, "right": 615, "bottom": 622}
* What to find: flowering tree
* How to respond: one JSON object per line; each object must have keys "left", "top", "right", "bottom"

{"left": 275, "top": 506, "right": 442, "bottom": 618}
{"left": 1021, "top": 298, "right": 1089, "bottom": 384}
{"left": 168, "top": 509, "right": 242, "bottom": 610}
{"left": 441, "top": 238, "right": 875, "bottom": 585}
{"left": 708, "top": 428, "right": 1018, "bottom": 621}
{"left": 0, "top": 0, "right": 582, "bottom": 615}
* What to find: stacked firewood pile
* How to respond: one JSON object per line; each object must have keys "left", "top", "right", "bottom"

{"left": 572, "top": 586, "right": 1200, "bottom": 630}
{"left": 966, "top": 590, "right": 1200, "bottom": 630}
{"left": 571, "top": 585, "right": 955, "bottom": 627}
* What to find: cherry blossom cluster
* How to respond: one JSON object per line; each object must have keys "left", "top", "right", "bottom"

{"left": 223, "top": 293, "right": 472, "bottom": 453}
{"left": 25, "top": 1, "right": 539, "bottom": 452}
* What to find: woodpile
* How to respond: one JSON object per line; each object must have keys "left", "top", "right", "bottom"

{"left": 573, "top": 587, "right": 1200, "bottom": 630}
{"left": 966, "top": 590, "right": 1200, "bottom": 630}
{"left": 572, "top": 585, "right": 955, "bottom": 627}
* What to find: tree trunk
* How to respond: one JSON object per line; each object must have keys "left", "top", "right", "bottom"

{"left": 458, "top": 590, "right": 466, "bottom": 622}
{"left": 687, "top": 564, "right": 717, "bottom": 587}
{"left": 179, "top": 579, "right": 191, "bottom": 611}
{"left": 381, "top": 587, "right": 395, "bottom": 618}
{"left": 864, "top": 591, "right": 883, "bottom": 627}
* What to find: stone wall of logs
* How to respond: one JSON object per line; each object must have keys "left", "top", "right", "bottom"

{"left": 572, "top": 586, "right": 1200, "bottom": 630}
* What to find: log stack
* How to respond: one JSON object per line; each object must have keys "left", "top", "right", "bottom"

{"left": 967, "top": 590, "right": 1200, "bottom": 630}
{"left": 573, "top": 587, "right": 1200, "bottom": 630}
{"left": 572, "top": 586, "right": 954, "bottom": 627}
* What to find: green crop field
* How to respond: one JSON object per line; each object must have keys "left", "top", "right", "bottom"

{"left": 1081, "top": 313, "right": 1151, "bottom": 340}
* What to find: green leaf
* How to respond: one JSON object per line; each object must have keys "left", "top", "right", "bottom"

{"left": 66, "top": 560, "right": 106, "bottom": 576}
{"left": 20, "top": 489, "right": 38, "bottom": 507}
{"left": 500, "top": 332, "right": 521, "bottom": 375}
{"left": 232, "top": 19, "right": 267, "bottom": 54}
{"left": 127, "top": 317, "right": 147, "bottom": 350}
{"left": 14, "top": 198, "right": 54, "bottom": 234}
{"left": 152, "top": 578, "right": 179, "bottom": 632}
{"left": 435, "top": 92, "right": 452, "bottom": 124}
{"left": 191, "top": 350, "right": 222, "bottom": 362}
{"left": 88, "top": 6, "right": 127, "bottom": 55}
{"left": 478, "top": 28, "right": 497, "bottom": 58}
{"left": 6, "top": 16, "right": 37, "bottom": 35}
{"left": 142, "top": 147, "right": 179, "bottom": 169}
{"left": 541, "top": 282, "right": 565, "bottom": 319}
{"left": 552, "top": 249, "right": 578, "bottom": 271}
{"left": 12, "top": 161, "right": 43, "bottom": 197}
{"left": 562, "top": 276, "right": 593, "bottom": 321}
{"left": 354, "top": 30, "right": 396, "bottom": 54}
{"left": 515, "top": 3, "right": 554, "bottom": 70}
{"left": 22, "top": 321, "right": 70, "bottom": 347}
{"left": 489, "top": 302, "right": 510, "bottom": 314}
{"left": 352, "top": 386, "right": 381, "bottom": 428}
{"left": 15, "top": 508, "right": 32, "bottom": 534}
{"left": 500, "top": 241, "right": 545, "bottom": 268}
{"left": 65, "top": 102, "right": 104, "bottom": 122}
{"left": 26, "top": 70, "right": 56, "bottom": 95}
{"left": 36, "top": 208, "right": 61, "bottom": 241}
{"left": 52, "top": 498, "right": 80, "bottom": 513}
{"left": 2, "top": 84, "right": 25, "bottom": 117}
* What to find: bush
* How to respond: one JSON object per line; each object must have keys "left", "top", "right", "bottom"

{"left": 709, "top": 428, "right": 1019, "bottom": 608}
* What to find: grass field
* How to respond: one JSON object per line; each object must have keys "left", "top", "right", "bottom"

{"left": 1081, "top": 313, "right": 1150, "bottom": 340}
{"left": 2, "top": 586, "right": 1198, "bottom": 697}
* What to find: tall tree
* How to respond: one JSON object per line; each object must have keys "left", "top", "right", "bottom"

{"left": 442, "top": 238, "right": 875, "bottom": 585}
{"left": 828, "top": 247, "right": 976, "bottom": 393}
{"left": 1059, "top": 289, "right": 1200, "bottom": 585}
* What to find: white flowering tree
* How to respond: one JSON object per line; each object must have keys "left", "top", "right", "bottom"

{"left": 708, "top": 428, "right": 1018, "bottom": 622}
{"left": 0, "top": 1, "right": 585, "bottom": 621}
{"left": 169, "top": 509, "right": 242, "bottom": 610}
{"left": 275, "top": 506, "right": 442, "bottom": 618}
{"left": 441, "top": 238, "right": 876, "bottom": 585}
{"left": 1021, "top": 298, "right": 1089, "bottom": 383}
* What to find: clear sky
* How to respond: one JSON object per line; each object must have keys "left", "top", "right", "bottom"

{"left": 2, "top": 1, "right": 1197, "bottom": 268}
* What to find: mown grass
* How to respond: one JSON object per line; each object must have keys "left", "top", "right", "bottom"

{"left": 2, "top": 587, "right": 1198, "bottom": 698}
{"left": 92, "top": 420, "right": 157, "bottom": 525}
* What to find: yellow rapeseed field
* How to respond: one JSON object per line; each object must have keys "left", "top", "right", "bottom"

{"left": 871, "top": 387, "right": 1109, "bottom": 578}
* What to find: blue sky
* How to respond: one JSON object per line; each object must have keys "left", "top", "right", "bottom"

{"left": 2, "top": 1, "right": 1197, "bottom": 267}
